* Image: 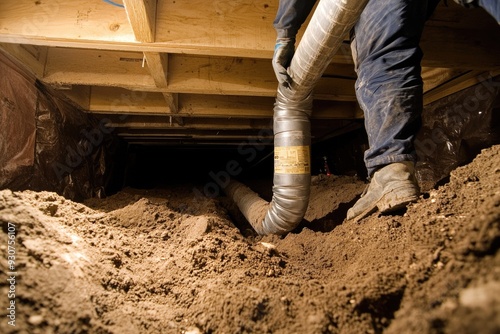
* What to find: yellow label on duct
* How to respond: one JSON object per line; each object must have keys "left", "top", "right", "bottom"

{"left": 274, "top": 146, "right": 310, "bottom": 174}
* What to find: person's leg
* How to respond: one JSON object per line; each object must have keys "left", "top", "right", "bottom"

{"left": 478, "top": 0, "right": 500, "bottom": 22}
{"left": 352, "top": 0, "right": 428, "bottom": 177}
{"left": 347, "top": 0, "right": 431, "bottom": 221}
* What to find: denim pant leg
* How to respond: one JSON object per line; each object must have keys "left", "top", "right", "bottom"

{"left": 351, "top": 0, "right": 429, "bottom": 177}
{"left": 479, "top": 0, "right": 500, "bottom": 22}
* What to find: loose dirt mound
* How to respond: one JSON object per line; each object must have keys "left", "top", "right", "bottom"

{"left": 1, "top": 146, "right": 499, "bottom": 334}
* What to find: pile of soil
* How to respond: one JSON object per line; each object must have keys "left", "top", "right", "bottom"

{"left": 1, "top": 145, "right": 499, "bottom": 334}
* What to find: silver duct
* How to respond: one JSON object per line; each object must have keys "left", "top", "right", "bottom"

{"left": 225, "top": 0, "right": 369, "bottom": 235}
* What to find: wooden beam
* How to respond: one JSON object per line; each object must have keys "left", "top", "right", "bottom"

{"left": 0, "top": 0, "right": 135, "bottom": 43}
{"left": 170, "top": 54, "right": 351, "bottom": 101}
{"left": 423, "top": 70, "right": 499, "bottom": 105}
{"left": 162, "top": 93, "right": 182, "bottom": 128}
{"left": 121, "top": 134, "right": 272, "bottom": 140}
{"left": 43, "top": 48, "right": 156, "bottom": 90}
{"left": 144, "top": 52, "right": 168, "bottom": 88}
{"left": 100, "top": 116, "right": 272, "bottom": 130}
{"left": 178, "top": 94, "right": 273, "bottom": 118}
{"left": 42, "top": 48, "right": 356, "bottom": 99}
{"left": 154, "top": 0, "right": 275, "bottom": 55}
{"left": 179, "top": 95, "right": 357, "bottom": 119}
{"left": 123, "top": 0, "right": 157, "bottom": 43}
{"left": 115, "top": 128, "right": 269, "bottom": 137}
{"left": 89, "top": 87, "right": 358, "bottom": 119}
{"left": 88, "top": 88, "right": 277, "bottom": 117}
{"left": 422, "top": 67, "right": 467, "bottom": 93}
{"left": 90, "top": 86, "right": 172, "bottom": 114}
{"left": 42, "top": 47, "right": 350, "bottom": 103}
{"left": 166, "top": 54, "right": 275, "bottom": 96}
{"left": 0, "top": 43, "right": 47, "bottom": 77}
{"left": 144, "top": 52, "right": 176, "bottom": 114}
{"left": 163, "top": 92, "right": 178, "bottom": 113}
{"left": 123, "top": 141, "right": 269, "bottom": 146}
{"left": 122, "top": 0, "right": 168, "bottom": 103}
{"left": 90, "top": 87, "right": 180, "bottom": 115}
{"left": 0, "top": 1, "right": 498, "bottom": 68}
{"left": 168, "top": 54, "right": 356, "bottom": 99}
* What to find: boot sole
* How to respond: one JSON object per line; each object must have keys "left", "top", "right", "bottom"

{"left": 352, "top": 189, "right": 419, "bottom": 223}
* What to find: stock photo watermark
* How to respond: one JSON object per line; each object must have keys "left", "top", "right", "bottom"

{"left": 192, "top": 123, "right": 274, "bottom": 201}
{"left": 415, "top": 73, "right": 499, "bottom": 159}
{"left": 51, "top": 90, "right": 148, "bottom": 181}
{"left": 5, "top": 222, "right": 17, "bottom": 327}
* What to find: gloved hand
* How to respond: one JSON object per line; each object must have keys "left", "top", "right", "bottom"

{"left": 272, "top": 37, "right": 295, "bottom": 89}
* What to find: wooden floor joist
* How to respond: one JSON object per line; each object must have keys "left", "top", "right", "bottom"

{"left": 0, "top": 0, "right": 498, "bottom": 145}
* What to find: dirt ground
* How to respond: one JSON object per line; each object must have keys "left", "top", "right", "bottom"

{"left": 1, "top": 145, "right": 499, "bottom": 334}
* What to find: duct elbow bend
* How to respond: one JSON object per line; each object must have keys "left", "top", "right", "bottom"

{"left": 260, "top": 87, "right": 313, "bottom": 235}
{"left": 228, "top": 0, "right": 369, "bottom": 235}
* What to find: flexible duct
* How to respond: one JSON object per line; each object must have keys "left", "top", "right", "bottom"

{"left": 225, "top": 0, "right": 369, "bottom": 235}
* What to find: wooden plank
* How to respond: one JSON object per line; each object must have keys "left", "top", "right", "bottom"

{"left": 122, "top": 141, "right": 268, "bottom": 146}
{"left": 0, "top": 1, "right": 498, "bottom": 68}
{"left": 42, "top": 48, "right": 357, "bottom": 99}
{"left": 155, "top": 0, "right": 276, "bottom": 55}
{"left": 166, "top": 54, "right": 276, "bottom": 96}
{"left": 423, "top": 70, "right": 500, "bottom": 105}
{"left": 116, "top": 128, "right": 268, "bottom": 137}
{"left": 179, "top": 94, "right": 272, "bottom": 118}
{"left": 169, "top": 54, "right": 356, "bottom": 99}
{"left": 421, "top": 67, "right": 467, "bottom": 93}
{"left": 43, "top": 48, "right": 156, "bottom": 90}
{"left": 101, "top": 116, "right": 272, "bottom": 130}
{"left": 162, "top": 93, "right": 181, "bottom": 126}
{"left": 44, "top": 49, "right": 277, "bottom": 95}
{"left": 89, "top": 89, "right": 276, "bottom": 117}
{"left": 123, "top": 0, "right": 157, "bottom": 43}
{"left": 0, "top": 0, "right": 134, "bottom": 42}
{"left": 121, "top": 134, "right": 272, "bottom": 140}
{"left": 89, "top": 87, "right": 358, "bottom": 119}
{"left": 90, "top": 87, "right": 179, "bottom": 115}
{"left": 179, "top": 95, "right": 357, "bottom": 119}
{"left": 90, "top": 86, "right": 172, "bottom": 113}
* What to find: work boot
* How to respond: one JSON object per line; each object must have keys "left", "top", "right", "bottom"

{"left": 346, "top": 161, "right": 420, "bottom": 222}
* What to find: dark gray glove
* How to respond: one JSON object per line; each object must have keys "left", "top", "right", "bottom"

{"left": 272, "top": 38, "right": 295, "bottom": 89}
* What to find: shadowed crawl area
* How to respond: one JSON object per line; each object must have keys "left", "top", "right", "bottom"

{"left": 1, "top": 145, "right": 499, "bottom": 334}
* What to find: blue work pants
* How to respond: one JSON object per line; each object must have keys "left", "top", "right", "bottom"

{"left": 351, "top": 0, "right": 430, "bottom": 177}
{"left": 352, "top": 0, "right": 498, "bottom": 177}
{"left": 479, "top": 0, "right": 500, "bottom": 22}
